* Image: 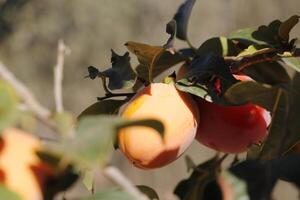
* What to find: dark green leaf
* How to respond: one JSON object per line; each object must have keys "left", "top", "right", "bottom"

{"left": 102, "top": 50, "right": 137, "bottom": 90}
{"left": 282, "top": 57, "right": 300, "bottom": 73}
{"left": 230, "top": 155, "right": 300, "bottom": 200}
{"left": 83, "top": 189, "right": 135, "bottom": 200}
{"left": 257, "top": 89, "right": 289, "bottom": 160}
{"left": 0, "top": 81, "right": 19, "bottom": 132}
{"left": 242, "top": 61, "right": 290, "bottom": 85}
{"left": 0, "top": 185, "right": 21, "bottom": 200}
{"left": 163, "top": 20, "right": 177, "bottom": 50}
{"left": 197, "top": 37, "right": 238, "bottom": 57}
{"left": 43, "top": 165, "right": 79, "bottom": 200}
{"left": 178, "top": 53, "right": 237, "bottom": 99}
{"left": 281, "top": 73, "right": 300, "bottom": 153}
{"left": 252, "top": 20, "right": 282, "bottom": 46}
{"left": 136, "top": 185, "right": 159, "bottom": 200}
{"left": 62, "top": 115, "right": 164, "bottom": 168}
{"left": 174, "top": 156, "right": 219, "bottom": 200}
{"left": 126, "top": 41, "right": 185, "bottom": 82}
{"left": 278, "top": 15, "right": 300, "bottom": 42}
{"left": 229, "top": 160, "right": 276, "bottom": 200}
{"left": 224, "top": 81, "right": 280, "bottom": 111}
{"left": 173, "top": 0, "right": 196, "bottom": 40}
{"left": 78, "top": 100, "right": 127, "bottom": 119}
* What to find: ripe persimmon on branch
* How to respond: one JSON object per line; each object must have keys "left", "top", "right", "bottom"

{"left": 1, "top": 0, "right": 300, "bottom": 199}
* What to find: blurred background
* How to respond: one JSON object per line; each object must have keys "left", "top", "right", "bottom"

{"left": 0, "top": 0, "right": 299, "bottom": 199}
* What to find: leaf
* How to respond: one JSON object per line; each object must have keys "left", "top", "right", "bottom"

{"left": 229, "top": 160, "right": 276, "bottom": 200}
{"left": 102, "top": 50, "right": 137, "bottom": 90}
{"left": 282, "top": 57, "right": 300, "bottom": 73}
{"left": 174, "top": 156, "right": 219, "bottom": 200}
{"left": 224, "top": 81, "right": 280, "bottom": 111}
{"left": 163, "top": 20, "right": 177, "bottom": 50}
{"left": 0, "top": 185, "right": 22, "bottom": 200}
{"left": 78, "top": 100, "right": 127, "bottom": 119}
{"left": 230, "top": 155, "right": 300, "bottom": 200}
{"left": 175, "top": 79, "right": 208, "bottom": 99}
{"left": 177, "top": 53, "right": 237, "bottom": 100}
{"left": 0, "top": 81, "right": 19, "bottom": 133}
{"left": 83, "top": 189, "right": 135, "bottom": 200}
{"left": 218, "top": 171, "right": 250, "bottom": 200}
{"left": 281, "top": 73, "right": 300, "bottom": 153}
{"left": 62, "top": 115, "right": 164, "bottom": 168}
{"left": 53, "top": 112, "right": 74, "bottom": 135}
{"left": 252, "top": 20, "right": 282, "bottom": 46}
{"left": 126, "top": 42, "right": 184, "bottom": 82}
{"left": 197, "top": 37, "right": 238, "bottom": 57}
{"left": 228, "top": 28, "right": 266, "bottom": 45}
{"left": 136, "top": 185, "right": 159, "bottom": 200}
{"left": 278, "top": 15, "right": 300, "bottom": 42}
{"left": 83, "top": 170, "right": 94, "bottom": 191}
{"left": 173, "top": 0, "right": 196, "bottom": 40}
{"left": 242, "top": 61, "right": 290, "bottom": 85}
{"left": 257, "top": 89, "right": 289, "bottom": 160}
{"left": 237, "top": 45, "right": 275, "bottom": 58}
{"left": 182, "top": 53, "right": 236, "bottom": 84}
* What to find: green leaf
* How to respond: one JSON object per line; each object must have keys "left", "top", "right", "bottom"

{"left": 228, "top": 27, "right": 266, "bottom": 45}
{"left": 82, "top": 170, "right": 94, "bottom": 191}
{"left": 102, "top": 50, "right": 137, "bottom": 90}
{"left": 281, "top": 73, "right": 300, "bottom": 153}
{"left": 0, "top": 81, "right": 19, "bottom": 133}
{"left": 282, "top": 57, "right": 300, "bottom": 73}
{"left": 83, "top": 189, "right": 135, "bottom": 200}
{"left": 174, "top": 156, "right": 219, "bottom": 200}
{"left": 237, "top": 45, "right": 275, "bottom": 58}
{"left": 220, "top": 171, "right": 250, "bottom": 200}
{"left": 278, "top": 15, "right": 300, "bottom": 42}
{"left": 173, "top": 0, "right": 196, "bottom": 41}
{"left": 224, "top": 81, "right": 280, "bottom": 111}
{"left": 53, "top": 112, "right": 74, "bottom": 135}
{"left": 197, "top": 37, "right": 238, "bottom": 57}
{"left": 175, "top": 79, "right": 208, "bottom": 99}
{"left": 62, "top": 115, "right": 164, "bottom": 168}
{"left": 257, "top": 89, "right": 289, "bottom": 160}
{"left": 136, "top": 185, "right": 159, "bottom": 200}
{"left": 78, "top": 100, "right": 127, "bottom": 119}
{"left": 242, "top": 61, "right": 290, "bottom": 85}
{"left": 0, "top": 185, "right": 21, "bottom": 200}
{"left": 126, "top": 41, "right": 184, "bottom": 82}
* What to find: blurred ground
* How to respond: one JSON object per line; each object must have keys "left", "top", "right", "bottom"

{"left": 0, "top": 0, "right": 299, "bottom": 199}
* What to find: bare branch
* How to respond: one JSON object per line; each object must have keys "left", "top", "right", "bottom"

{"left": 0, "top": 61, "right": 52, "bottom": 123}
{"left": 104, "top": 166, "right": 149, "bottom": 200}
{"left": 54, "top": 40, "right": 71, "bottom": 113}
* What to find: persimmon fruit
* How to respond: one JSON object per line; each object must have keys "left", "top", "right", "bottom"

{"left": 0, "top": 128, "right": 53, "bottom": 200}
{"left": 195, "top": 75, "right": 271, "bottom": 153}
{"left": 118, "top": 83, "right": 199, "bottom": 169}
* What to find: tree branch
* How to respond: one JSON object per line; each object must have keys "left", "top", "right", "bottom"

{"left": 0, "top": 61, "right": 53, "bottom": 124}
{"left": 104, "top": 166, "right": 149, "bottom": 200}
{"left": 54, "top": 40, "right": 70, "bottom": 113}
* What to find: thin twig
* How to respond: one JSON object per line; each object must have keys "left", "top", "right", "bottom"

{"left": 0, "top": 61, "right": 53, "bottom": 125}
{"left": 104, "top": 166, "right": 149, "bottom": 200}
{"left": 54, "top": 40, "right": 70, "bottom": 113}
